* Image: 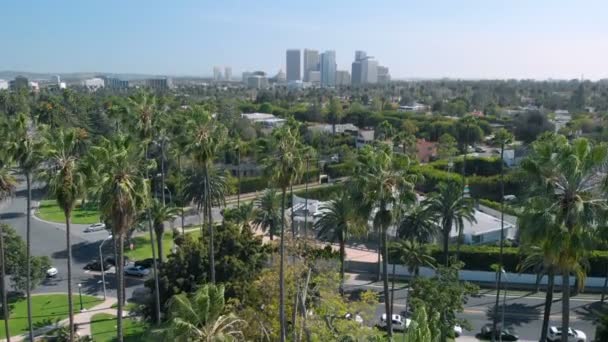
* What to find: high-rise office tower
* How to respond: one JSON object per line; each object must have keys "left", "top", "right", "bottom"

{"left": 286, "top": 49, "right": 301, "bottom": 81}
{"left": 362, "top": 58, "right": 378, "bottom": 84}
{"left": 355, "top": 50, "right": 367, "bottom": 61}
{"left": 351, "top": 60, "right": 362, "bottom": 85}
{"left": 320, "top": 50, "right": 336, "bottom": 87}
{"left": 377, "top": 66, "right": 391, "bottom": 83}
{"left": 336, "top": 70, "right": 351, "bottom": 86}
{"left": 213, "top": 66, "right": 223, "bottom": 81}
{"left": 303, "top": 49, "right": 319, "bottom": 82}
{"left": 224, "top": 67, "right": 232, "bottom": 81}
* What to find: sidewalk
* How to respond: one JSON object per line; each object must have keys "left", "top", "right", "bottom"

{"left": 6, "top": 297, "right": 118, "bottom": 342}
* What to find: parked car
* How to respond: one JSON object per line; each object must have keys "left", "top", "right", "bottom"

{"left": 124, "top": 265, "right": 150, "bottom": 277}
{"left": 46, "top": 267, "right": 58, "bottom": 278}
{"left": 547, "top": 326, "right": 586, "bottom": 342}
{"left": 480, "top": 323, "right": 519, "bottom": 341}
{"left": 84, "top": 260, "right": 112, "bottom": 272}
{"left": 104, "top": 256, "right": 130, "bottom": 267}
{"left": 377, "top": 314, "right": 407, "bottom": 332}
{"left": 84, "top": 223, "right": 106, "bottom": 233}
{"left": 134, "top": 258, "right": 160, "bottom": 269}
{"left": 344, "top": 312, "right": 363, "bottom": 325}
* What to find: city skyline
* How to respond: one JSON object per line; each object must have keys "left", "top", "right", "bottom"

{"left": 1, "top": 0, "right": 607, "bottom": 80}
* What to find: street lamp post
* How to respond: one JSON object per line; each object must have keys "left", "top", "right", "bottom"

{"left": 78, "top": 283, "right": 84, "bottom": 312}
{"left": 99, "top": 235, "right": 112, "bottom": 300}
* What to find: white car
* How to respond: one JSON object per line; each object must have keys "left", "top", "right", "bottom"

{"left": 404, "top": 318, "right": 462, "bottom": 337}
{"left": 46, "top": 267, "right": 58, "bottom": 278}
{"left": 547, "top": 326, "right": 586, "bottom": 342}
{"left": 85, "top": 223, "right": 106, "bottom": 233}
{"left": 379, "top": 314, "right": 407, "bottom": 332}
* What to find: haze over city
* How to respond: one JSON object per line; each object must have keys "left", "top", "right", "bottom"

{"left": 1, "top": 0, "right": 608, "bottom": 80}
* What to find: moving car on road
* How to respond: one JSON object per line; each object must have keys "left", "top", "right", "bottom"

{"left": 84, "top": 223, "right": 106, "bottom": 233}
{"left": 547, "top": 326, "right": 586, "bottom": 342}
{"left": 377, "top": 314, "right": 407, "bottom": 332}
{"left": 46, "top": 267, "right": 58, "bottom": 278}
{"left": 124, "top": 265, "right": 150, "bottom": 277}
{"left": 479, "top": 323, "right": 519, "bottom": 341}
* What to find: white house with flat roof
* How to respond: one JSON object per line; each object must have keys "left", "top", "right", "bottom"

{"left": 448, "top": 209, "right": 516, "bottom": 245}
{"left": 241, "top": 112, "right": 286, "bottom": 128}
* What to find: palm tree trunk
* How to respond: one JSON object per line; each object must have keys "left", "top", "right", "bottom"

{"left": 339, "top": 238, "right": 345, "bottom": 296}
{"left": 443, "top": 226, "right": 450, "bottom": 267}
{"left": 290, "top": 184, "right": 295, "bottom": 238}
{"left": 539, "top": 269, "right": 554, "bottom": 342}
{"left": 279, "top": 188, "right": 287, "bottom": 342}
{"left": 237, "top": 149, "right": 241, "bottom": 208}
{"left": 205, "top": 170, "right": 216, "bottom": 284}
{"left": 116, "top": 234, "right": 125, "bottom": 342}
{"left": 65, "top": 212, "right": 75, "bottom": 341}
{"left": 561, "top": 271, "right": 570, "bottom": 342}
{"left": 156, "top": 228, "right": 164, "bottom": 264}
{"left": 390, "top": 262, "right": 396, "bottom": 316}
{"left": 303, "top": 157, "right": 309, "bottom": 241}
{"left": 0, "top": 224, "right": 10, "bottom": 342}
{"left": 601, "top": 265, "right": 608, "bottom": 303}
{"left": 25, "top": 172, "right": 34, "bottom": 342}
{"left": 493, "top": 144, "right": 505, "bottom": 342}
{"left": 382, "top": 224, "right": 393, "bottom": 338}
{"left": 145, "top": 145, "right": 162, "bottom": 325}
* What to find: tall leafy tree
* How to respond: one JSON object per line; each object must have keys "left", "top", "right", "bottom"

{"left": 158, "top": 284, "right": 245, "bottom": 341}
{"left": 351, "top": 144, "right": 417, "bottom": 338}
{"left": 314, "top": 192, "right": 361, "bottom": 293}
{"left": 5, "top": 113, "right": 44, "bottom": 341}
{"left": 253, "top": 189, "right": 281, "bottom": 240}
{"left": 42, "top": 127, "right": 87, "bottom": 341}
{"left": 425, "top": 181, "right": 476, "bottom": 266}
{"left": 184, "top": 107, "right": 227, "bottom": 284}
{"left": 327, "top": 97, "right": 343, "bottom": 136}
{"left": 491, "top": 127, "right": 513, "bottom": 339}
{"left": 93, "top": 135, "right": 145, "bottom": 342}
{"left": 261, "top": 124, "right": 303, "bottom": 342}
{"left": 520, "top": 134, "right": 606, "bottom": 342}
{"left": 0, "top": 151, "right": 16, "bottom": 341}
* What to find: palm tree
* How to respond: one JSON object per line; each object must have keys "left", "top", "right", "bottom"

{"left": 253, "top": 188, "right": 281, "bottom": 240}
{"left": 145, "top": 199, "right": 180, "bottom": 263}
{"left": 491, "top": 128, "right": 513, "bottom": 339}
{"left": 351, "top": 144, "right": 417, "bottom": 338}
{"left": 314, "top": 192, "right": 360, "bottom": 293}
{"left": 0, "top": 152, "right": 16, "bottom": 341}
{"left": 184, "top": 165, "right": 229, "bottom": 239}
{"left": 425, "top": 181, "right": 476, "bottom": 266}
{"left": 93, "top": 135, "right": 145, "bottom": 342}
{"left": 520, "top": 135, "right": 606, "bottom": 342}
{"left": 159, "top": 284, "right": 245, "bottom": 341}
{"left": 225, "top": 201, "right": 257, "bottom": 232}
{"left": 392, "top": 240, "right": 435, "bottom": 314}
{"left": 42, "top": 127, "right": 86, "bottom": 341}
{"left": 397, "top": 202, "right": 436, "bottom": 243}
{"left": 184, "top": 107, "right": 226, "bottom": 284}
{"left": 6, "top": 113, "right": 44, "bottom": 341}
{"left": 261, "top": 125, "right": 303, "bottom": 342}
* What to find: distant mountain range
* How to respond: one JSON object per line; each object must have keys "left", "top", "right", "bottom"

{"left": 0, "top": 71, "right": 209, "bottom": 81}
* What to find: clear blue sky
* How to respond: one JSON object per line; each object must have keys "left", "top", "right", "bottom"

{"left": 1, "top": 0, "right": 607, "bottom": 79}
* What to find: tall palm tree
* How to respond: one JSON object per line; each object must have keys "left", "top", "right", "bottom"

{"left": 42, "top": 127, "right": 86, "bottom": 341}
{"left": 184, "top": 107, "right": 226, "bottom": 284}
{"left": 6, "top": 113, "right": 44, "bottom": 341}
{"left": 261, "top": 125, "right": 303, "bottom": 342}
{"left": 351, "top": 144, "right": 417, "bottom": 338}
{"left": 491, "top": 128, "right": 513, "bottom": 340}
{"left": 0, "top": 152, "right": 16, "bottom": 342}
{"left": 253, "top": 188, "right": 281, "bottom": 240}
{"left": 145, "top": 199, "right": 180, "bottom": 263}
{"left": 93, "top": 135, "right": 145, "bottom": 342}
{"left": 314, "top": 192, "right": 360, "bottom": 293}
{"left": 397, "top": 202, "right": 436, "bottom": 243}
{"left": 425, "top": 181, "right": 476, "bottom": 266}
{"left": 392, "top": 240, "right": 435, "bottom": 314}
{"left": 158, "top": 284, "right": 245, "bottom": 341}
{"left": 520, "top": 134, "right": 606, "bottom": 342}
{"left": 225, "top": 201, "right": 257, "bottom": 232}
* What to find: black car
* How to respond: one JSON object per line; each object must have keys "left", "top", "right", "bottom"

{"left": 104, "top": 256, "right": 130, "bottom": 267}
{"left": 480, "top": 323, "right": 519, "bottom": 341}
{"left": 134, "top": 258, "right": 160, "bottom": 269}
{"left": 84, "top": 260, "right": 112, "bottom": 272}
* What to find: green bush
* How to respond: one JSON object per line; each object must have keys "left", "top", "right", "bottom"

{"left": 478, "top": 199, "right": 519, "bottom": 216}
{"left": 389, "top": 243, "right": 608, "bottom": 277}
{"left": 411, "top": 165, "right": 462, "bottom": 192}
{"left": 325, "top": 163, "right": 352, "bottom": 178}
{"left": 468, "top": 172, "right": 526, "bottom": 201}
{"left": 429, "top": 156, "right": 503, "bottom": 177}
{"left": 295, "top": 184, "right": 343, "bottom": 201}
{"left": 239, "top": 176, "right": 268, "bottom": 193}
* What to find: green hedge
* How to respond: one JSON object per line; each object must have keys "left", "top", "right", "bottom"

{"left": 388, "top": 244, "right": 608, "bottom": 277}
{"left": 410, "top": 165, "right": 463, "bottom": 192}
{"left": 478, "top": 199, "right": 519, "bottom": 216}
{"left": 325, "top": 163, "right": 352, "bottom": 179}
{"left": 295, "top": 184, "right": 343, "bottom": 201}
{"left": 238, "top": 168, "right": 320, "bottom": 194}
{"left": 468, "top": 172, "right": 526, "bottom": 202}
{"left": 429, "top": 156, "right": 503, "bottom": 177}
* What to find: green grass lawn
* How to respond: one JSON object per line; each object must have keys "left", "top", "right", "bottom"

{"left": 0, "top": 294, "right": 102, "bottom": 338}
{"left": 90, "top": 313, "right": 149, "bottom": 342}
{"left": 125, "top": 229, "right": 201, "bottom": 261}
{"left": 37, "top": 200, "right": 101, "bottom": 225}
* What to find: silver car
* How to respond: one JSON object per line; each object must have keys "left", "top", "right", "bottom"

{"left": 124, "top": 265, "right": 150, "bottom": 277}
{"left": 84, "top": 223, "right": 106, "bottom": 233}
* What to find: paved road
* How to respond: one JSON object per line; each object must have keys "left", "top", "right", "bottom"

{"left": 345, "top": 277, "right": 600, "bottom": 341}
